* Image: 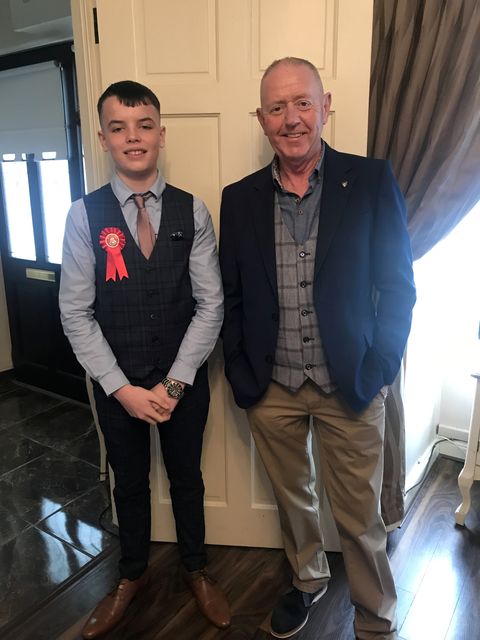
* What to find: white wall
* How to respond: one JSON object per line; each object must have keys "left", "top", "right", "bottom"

{"left": 403, "top": 250, "right": 444, "bottom": 489}
{"left": 0, "top": 1, "right": 71, "bottom": 57}
{"left": 436, "top": 203, "right": 480, "bottom": 458}
{"left": 404, "top": 202, "right": 480, "bottom": 480}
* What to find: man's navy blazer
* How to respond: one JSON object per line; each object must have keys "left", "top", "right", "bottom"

{"left": 219, "top": 143, "right": 416, "bottom": 414}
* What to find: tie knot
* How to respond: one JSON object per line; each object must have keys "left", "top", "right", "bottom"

{"left": 132, "top": 192, "right": 153, "bottom": 210}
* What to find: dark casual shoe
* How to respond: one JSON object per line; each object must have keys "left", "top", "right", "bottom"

{"left": 184, "top": 568, "right": 231, "bottom": 628}
{"left": 270, "top": 584, "right": 328, "bottom": 638}
{"left": 82, "top": 573, "right": 148, "bottom": 639}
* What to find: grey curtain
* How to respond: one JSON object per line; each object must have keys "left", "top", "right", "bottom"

{"left": 368, "top": 0, "right": 480, "bottom": 525}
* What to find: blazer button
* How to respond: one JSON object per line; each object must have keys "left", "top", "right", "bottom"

{"left": 303, "top": 337, "right": 310, "bottom": 343}
{"left": 300, "top": 281, "right": 307, "bottom": 288}
{"left": 305, "top": 363, "right": 313, "bottom": 370}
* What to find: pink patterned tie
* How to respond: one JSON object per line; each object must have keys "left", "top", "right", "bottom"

{"left": 133, "top": 192, "right": 155, "bottom": 259}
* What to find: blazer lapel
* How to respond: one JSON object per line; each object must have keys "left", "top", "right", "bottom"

{"left": 251, "top": 166, "right": 278, "bottom": 296}
{"left": 248, "top": 150, "right": 354, "bottom": 289}
{"left": 314, "top": 144, "right": 355, "bottom": 277}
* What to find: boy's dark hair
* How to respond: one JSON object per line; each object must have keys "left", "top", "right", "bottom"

{"left": 97, "top": 80, "right": 160, "bottom": 120}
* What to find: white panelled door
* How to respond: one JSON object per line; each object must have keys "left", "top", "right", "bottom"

{"left": 73, "top": 0, "right": 373, "bottom": 548}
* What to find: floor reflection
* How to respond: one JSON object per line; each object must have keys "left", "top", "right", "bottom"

{"left": 0, "top": 376, "right": 118, "bottom": 631}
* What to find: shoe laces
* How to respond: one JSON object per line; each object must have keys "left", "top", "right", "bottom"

{"left": 108, "top": 578, "right": 129, "bottom": 595}
{"left": 196, "top": 569, "right": 215, "bottom": 584}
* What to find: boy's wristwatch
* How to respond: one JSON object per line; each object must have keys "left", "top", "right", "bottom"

{"left": 161, "top": 377, "right": 185, "bottom": 400}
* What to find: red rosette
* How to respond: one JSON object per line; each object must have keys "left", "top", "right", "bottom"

{"left": 99, "top": 227, "right": 128, "bottom": 281}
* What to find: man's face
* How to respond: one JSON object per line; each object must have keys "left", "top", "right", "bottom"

{"left": 98, "top": 96, "right": 165, "bottom": 186}
{"left": 256, "top": 63, "right": 331, "bottom": 168}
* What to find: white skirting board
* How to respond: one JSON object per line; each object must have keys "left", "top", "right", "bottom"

{"left": 437, "top": 424, "right": 468, "bottom": 461}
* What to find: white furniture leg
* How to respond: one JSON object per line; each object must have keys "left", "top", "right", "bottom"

{"left": 455, "top": 374, "right": 480, "bottom": 526}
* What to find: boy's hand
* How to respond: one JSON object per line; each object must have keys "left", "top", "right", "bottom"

{"left": 113, "top": 384, "right": 171, "bottom": 424}
{"left": 151, "top": 382, "right": 180, "bottom": 414}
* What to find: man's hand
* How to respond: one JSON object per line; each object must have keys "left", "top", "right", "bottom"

{"left": 113, "top": 384, "right": 171, "bottom": 424}
{"left": 151, "top": 381, "right": 181, "bottom": 415}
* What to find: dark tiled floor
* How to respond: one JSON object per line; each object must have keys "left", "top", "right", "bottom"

{"left": 0, "top": 372, "right": 118, "bottom": 632}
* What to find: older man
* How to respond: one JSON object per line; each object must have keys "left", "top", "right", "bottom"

{"left": 219, "top": 57, "right": 415, "bottom": 639}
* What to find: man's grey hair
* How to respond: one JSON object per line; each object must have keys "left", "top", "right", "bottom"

{"left": 262, "top": 57, "right": 322, "bottom": 85}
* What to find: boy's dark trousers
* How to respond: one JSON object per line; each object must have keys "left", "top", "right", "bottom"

{"left": 93, "top": 363, "right": 209, "bottom": 579}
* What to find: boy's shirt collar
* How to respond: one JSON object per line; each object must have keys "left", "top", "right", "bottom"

{"left": 110, "top": 171, "right": 166, "bottom": 206}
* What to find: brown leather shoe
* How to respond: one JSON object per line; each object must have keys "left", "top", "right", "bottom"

{"left": 184, "top": 569, "right": 231, "bottom": 628}
{"left": 82, "top": 573, "right": 148, "bottom": 639}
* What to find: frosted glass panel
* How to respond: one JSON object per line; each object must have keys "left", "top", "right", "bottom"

{"left": 0, "top": 62, "right": 67, "bottom": 158}
{"left": 1, "top": 162, "right": 36, "bottom": 260}
{"left": 39, "top": 160, "right": 71, "bottom": 264}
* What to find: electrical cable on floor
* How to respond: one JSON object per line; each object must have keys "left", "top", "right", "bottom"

{"left": 95, "top": 452, "right": 119, "bottom": 537}
{"left": 404, "top": 436, "right": 466, "bottom": 495}
{"left": 97, "top": 472, "right": 119, "bottom": 537}
{"left": 99, "top": 502, "right": 119, "bottom": 537}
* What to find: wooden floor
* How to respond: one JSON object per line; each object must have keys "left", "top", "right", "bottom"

{"left": 5, "top": 456, "right": 479, "bottom": 640}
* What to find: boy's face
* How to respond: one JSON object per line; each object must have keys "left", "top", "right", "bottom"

{"left": 98, "top": 96, "right": 165, "bottom": 186}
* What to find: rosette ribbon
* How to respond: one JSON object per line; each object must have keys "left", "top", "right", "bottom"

{"left": 99, "top": 227, "right": 128, "bottom": 281}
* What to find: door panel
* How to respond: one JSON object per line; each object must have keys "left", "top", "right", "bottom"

{"left": 76, "top": 0, "right": 373, "bottom": 548}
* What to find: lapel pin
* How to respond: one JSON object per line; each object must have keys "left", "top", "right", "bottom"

{"left": 341, "top": 180, "right": 348, "bottom": 188}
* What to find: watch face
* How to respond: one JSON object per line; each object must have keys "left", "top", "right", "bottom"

{"left": 162, "top": 378, "right": 184, "bottom": 399}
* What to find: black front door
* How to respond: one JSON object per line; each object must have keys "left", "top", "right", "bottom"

{"left": 0, "top": 43, "right": 87, "bottom": 402}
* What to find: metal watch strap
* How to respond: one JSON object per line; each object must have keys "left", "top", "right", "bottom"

{"left": 161, "top": 377, "right": 185, "bottom": 400}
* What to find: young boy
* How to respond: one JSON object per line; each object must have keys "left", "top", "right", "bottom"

{"left": 60, "top": 80, "right": 229, "bottom": 638}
